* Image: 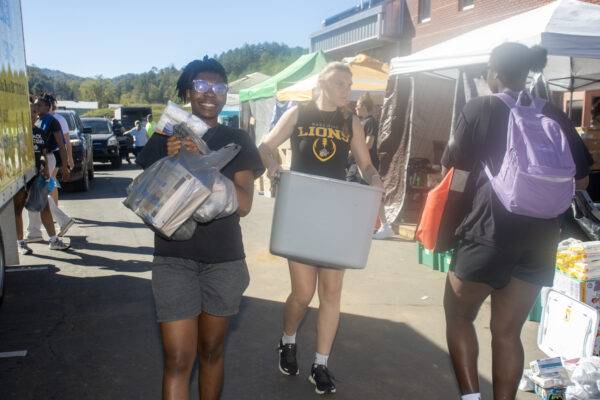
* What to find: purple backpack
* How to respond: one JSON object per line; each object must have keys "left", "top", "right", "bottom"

{"left": 484, "top": 91, "right": 576, "bottom": 219}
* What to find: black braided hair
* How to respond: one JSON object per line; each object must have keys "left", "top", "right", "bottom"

{"left": 37, "top": 92, "right": 55, "bottom": 107}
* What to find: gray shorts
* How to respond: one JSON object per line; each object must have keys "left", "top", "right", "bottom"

{"left": 151, "top": 256, "right": 250, "bottom": 322}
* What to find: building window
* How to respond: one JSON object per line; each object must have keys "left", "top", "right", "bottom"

{"left": 419, "top": 0, "right": 431, "bottom": 22}
{"left": 459, "top": 0, "right": 475, "bottom": 11}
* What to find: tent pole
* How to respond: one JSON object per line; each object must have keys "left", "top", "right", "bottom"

{"left": 569, "top": 88, "right": 574, "bottom": 118}
{"left": 568, "top": 57, "right": 575, "bottom": 119}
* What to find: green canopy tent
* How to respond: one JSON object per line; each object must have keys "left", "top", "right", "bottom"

{"left": 239, "top": 51, "right": 328, "bottom": 145}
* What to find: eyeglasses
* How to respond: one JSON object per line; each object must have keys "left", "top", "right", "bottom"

{"left": 191, "top": 79, "right": 229, "bottom": 96}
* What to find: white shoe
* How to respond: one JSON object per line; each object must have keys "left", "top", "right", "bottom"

{"left": 25, "top": 234, "right": 44, "bottom": 243}
{"left": 373, "top": 224, "right": 394, "bottom": 240}
{"left": 49, "top": 238, "right": 70, "bottom": 251}
{"left": 18, "top": 241, "right": 33, "bottom": 255}
{"left": 58, "top": 218, "right": 75, "bottom": 237}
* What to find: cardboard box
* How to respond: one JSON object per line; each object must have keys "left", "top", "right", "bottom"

{"left": 553, "top": 271, "right": 600, "bottom": 309}
{"left": 534, "top": 385, "right": 566, "bottom": 400}
{"left": 552, "top": 271, "right": 600, "bottom": 355}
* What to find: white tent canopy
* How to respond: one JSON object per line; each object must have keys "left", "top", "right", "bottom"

{"left": 390, "top": 0, "right": 600, "bottom": 92}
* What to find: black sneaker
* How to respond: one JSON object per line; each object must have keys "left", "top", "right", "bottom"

{"left": 309, "top": 364, "right": 336, "bottom": 395}
{"left": 277, "top": 340, "right": 299, "bottom": 376}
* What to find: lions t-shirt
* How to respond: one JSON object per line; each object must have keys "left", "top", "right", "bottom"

{"left": 136, "top": 125, "right": 265, "bottom": 264}
{"left": 442, "top": 94, "right": 592, "bottom": 249}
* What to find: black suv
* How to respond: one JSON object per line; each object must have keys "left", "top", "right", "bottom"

{"left": 82, "top": 118, "right": 122, "bottom": 168}
{"left": 55, "top": 110, "right": 94, "bottom": 192}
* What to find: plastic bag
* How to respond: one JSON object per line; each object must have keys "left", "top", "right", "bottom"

{"left": 566, "top": 357, "right": 600, "bottom": 400}
{"left": 123, "top": 150, "right": 214, "bottom": 238}
{"left": 157, "top": 101, "right": 211, "bottom": 154}
{"left": 190, "top": 144, "right": 241, "bottom": 223}
{"left": 25, "top": 175, "right": 49, "bottom": 212}
{"left": 193, "top": 174, "right": 239, "bottom": 223}
{"left": 124, "top": 144, "right": 241, "bottom": 239}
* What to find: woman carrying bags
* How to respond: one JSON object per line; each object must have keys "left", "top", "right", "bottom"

{"left": 136, "top": 57, "right": 264, "bottom": 400}
{"left": 259, "top": 62, "right": 383, "bottom": 395}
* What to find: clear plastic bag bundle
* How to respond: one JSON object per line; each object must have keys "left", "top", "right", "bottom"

{"left": 124, "top": 144, "right": 241, "bottom": 240}
{"left": 193, "top": 174, "right": 239, "bottom": 223}
{"left": 566, "top": 357, "right": 600, "bottom": 399}
{"left": 156, "top": 101, "right": 211, "bottom": 154}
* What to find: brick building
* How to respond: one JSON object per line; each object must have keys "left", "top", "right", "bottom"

{"left": 405, "top": 0, "right": 600, "bottom": 52}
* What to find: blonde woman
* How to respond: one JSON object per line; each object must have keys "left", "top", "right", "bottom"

{"left": 259, "top": 62, "right": 383, "bottom": 395}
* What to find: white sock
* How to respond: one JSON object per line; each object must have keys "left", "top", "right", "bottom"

{"left": 49, "top": 235, "right": 58, "bottom": 243}
{"left": 282, "top": 332, "right": 296, "bottom": 345}
{"left": 314, "top": 353, "right": 329, "bottom": 367}
{"left": 461, "top": 394, "right": 481, "bottom": 400}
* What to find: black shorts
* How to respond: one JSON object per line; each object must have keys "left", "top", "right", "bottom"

{"left": 453, "top": 240, "right": 556, "bottom": 289}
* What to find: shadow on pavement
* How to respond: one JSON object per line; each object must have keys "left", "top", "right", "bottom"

{"left": 74, "top": 217, "right": 146, "bottom": 230}
{"left": 28, "top": 236, "right": 153, "bottom": 273}
{"left": 67, "top": 236, "right": 153, "bottom": 256}
{"left": 0, "top": 266, "right": 493, "bottom": 399}
{"left": 61, "top": 176, "right": 133, "bottom": 201}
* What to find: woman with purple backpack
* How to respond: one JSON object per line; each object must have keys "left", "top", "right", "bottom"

{"left": 442, "top": 43, "right": 593, "bottom": 400}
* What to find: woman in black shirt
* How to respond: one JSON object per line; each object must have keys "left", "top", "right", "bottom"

{"left": 442, "top": 43, "right": 592, "bottom": 400}
{"left": 259, "top": 62, "right": 383, "bottom": 395}
{"left": 137, "top": 58, "right": 264, "bottom": 400}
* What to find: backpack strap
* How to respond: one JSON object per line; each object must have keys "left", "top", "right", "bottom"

{"left": 493, "top": 92, "right": 516, "bottom": 109}
{"left": 477, "top": 96, "right": 494, "bottom": 180}
{"left": 476, "top": 96, "right": 493, "bottom": 161}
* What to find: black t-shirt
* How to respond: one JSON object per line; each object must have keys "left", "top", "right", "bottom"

{"left": 290, "top": 102, "right": 354, "bottom": 180}
{"left": 35, "top": 114, "right": 63, "bottom": 153}
{"left": 363, "top": 115, "right": 379, "bottom": 168}
{"left": 136, "top": 125, "right": 265, "bottom": 264}
{"left": 442, "top": 94, "right": 593, "bottom": 249}
{"left": 32, "top": 125, "right": 46, "bottom": 172}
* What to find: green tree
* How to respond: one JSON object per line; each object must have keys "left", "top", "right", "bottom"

{"left": 27, "top": 42, "right": 308, "bottom": 105}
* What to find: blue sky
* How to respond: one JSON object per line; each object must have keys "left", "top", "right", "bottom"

{"left": 21, "top": 0, "right": 358, "bottom": 78}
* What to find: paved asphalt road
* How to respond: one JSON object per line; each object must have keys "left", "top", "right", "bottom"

{"left": 0, "top": 163, "right": 542, "bottom": 399}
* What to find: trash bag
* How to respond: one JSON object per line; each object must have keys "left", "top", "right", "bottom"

{"left": 566, "top": 357, "right": 600, "bottom": 400}
{"left": 123, "top": 144, "right": 241, "bottom": 240}
{"left": 25, "top": 175, "right": 49, "bottom": 212}
{"left": 571, "top": 191, "right": 600, "bottom": 241}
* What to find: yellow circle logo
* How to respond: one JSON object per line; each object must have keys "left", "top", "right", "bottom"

{"left": 313, "top": 137, "right": 337, "bottom": 162}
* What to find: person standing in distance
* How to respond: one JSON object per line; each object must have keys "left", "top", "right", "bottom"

{"left": 355, "top": 92, "right": 393, "bottom": 240}
{"left": 25, "top": 94, "right": 71, "bottom": 250}
{"left": 48, "top": 95, "right": 75, "bottom": 235}
{"left": 125, "top": 120, "right": 148, "bottom": 159}
{"left": 146, "top": 114, "right": 155, "bottom": 138}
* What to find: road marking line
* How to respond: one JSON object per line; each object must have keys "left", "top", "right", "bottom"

{"left": 6, "top": 266, "right": 49, "bottom": 273}
{"left": 0, "top": 351, "right": 28, "bottom": 358}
